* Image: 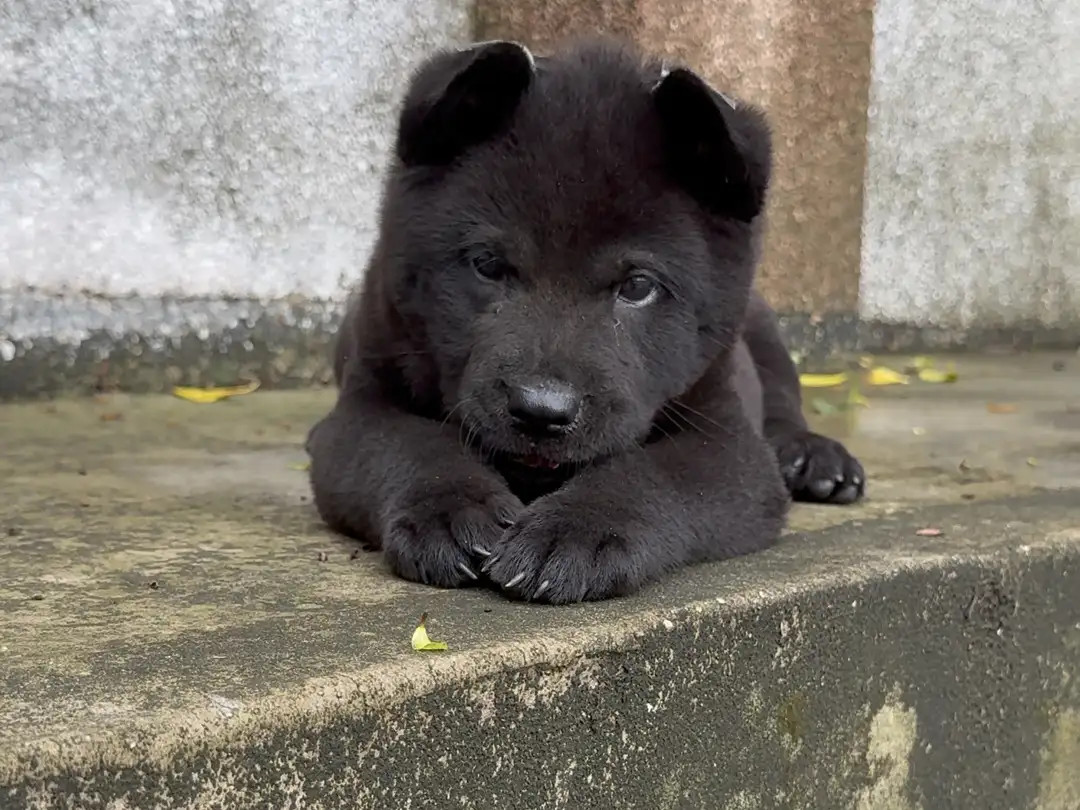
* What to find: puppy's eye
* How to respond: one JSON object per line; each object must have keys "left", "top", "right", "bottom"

{"left": 617, "top": 274, "right": 660, "bottom": 307}
{"left": 471, "top": 251, "right": 513, "bottom": 282}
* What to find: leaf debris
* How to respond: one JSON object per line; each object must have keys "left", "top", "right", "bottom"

{"left": 172, "top": 380, "right": 261, "bottom": 404}
{"left": 411, "top": 613, "right": 449, "bottom": 652}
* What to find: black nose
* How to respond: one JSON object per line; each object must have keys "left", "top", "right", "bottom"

{"left": 506, "top": 379, "right": 582, "bottom": 432}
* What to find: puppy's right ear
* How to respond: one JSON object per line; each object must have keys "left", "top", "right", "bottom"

{"left": 396, "top": 41, "right": 536, "bottom": 168}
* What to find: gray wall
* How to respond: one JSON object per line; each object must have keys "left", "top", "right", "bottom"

{"left": 1, "top": 0, "right": 1078, "bottom": 359}
{"left": 0, "top": 0, "right": 470, "bottom": 332}
{"left": 859, "top": 0, "right": 1080, "bottom": 329}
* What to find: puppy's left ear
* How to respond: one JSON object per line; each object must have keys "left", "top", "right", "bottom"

{"left": 396, "top": 41, "right": 536, "bottom": 168}
{"left": 652, "top": 68, "right": 772, "bottom": 223}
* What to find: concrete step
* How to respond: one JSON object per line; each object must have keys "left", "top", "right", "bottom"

{"left": 1, "top": 354, "right": 1079, "bottom": 809}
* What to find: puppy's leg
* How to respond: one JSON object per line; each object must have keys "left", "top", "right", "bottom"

{"left": 742, "top": 290, "right": 866, "bottom": 504}
{"left": 483, "top": 367, "right": 792, "bottom": 604}
{"left": 307, "top": 379, "right": 522, "bottom": 588}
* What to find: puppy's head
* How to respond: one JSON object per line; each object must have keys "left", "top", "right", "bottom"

{"left": 377, "top": 37, "right": 772, "bottom": 475}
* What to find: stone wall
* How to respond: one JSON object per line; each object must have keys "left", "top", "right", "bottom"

{"left": 476, "top": 0, "right": 876, "bottom": 317}
{"left": 1, "top": 0, "right": 1077, "bottom": 397}
{"left": 859, "top": 0, "right": 1080, "bottom": 330}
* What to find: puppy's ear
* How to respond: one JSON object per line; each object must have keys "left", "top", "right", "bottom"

{"left": 396, "top": 41, "right": 536, "bottom": 168}
{"left": 652, "top": 67, "right": 772, "bottom": 222}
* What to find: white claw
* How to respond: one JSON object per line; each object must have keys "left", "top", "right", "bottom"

{"left": 457, "top": 562, "right": 478, "bottom": 580}
{"left": 504, "top": 572, "right": 526, "bottom": 589}
{"left": 473, "top": 545, "right": 492, "bottom": 557}
{"left": 533, "top": 580, "right": 551, "bottom": 599}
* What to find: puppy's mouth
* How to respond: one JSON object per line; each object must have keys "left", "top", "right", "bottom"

{"left": 514, "top": 452, "right": 563, "bottom": 470}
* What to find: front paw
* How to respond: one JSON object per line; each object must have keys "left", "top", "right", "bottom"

{"left": 483, "top": 498, "right": 668, "bottom": 605}
{"left": 772, "top": 430, "right": 865, "bottom": 504}
{"left": 384, "top": 478, "right": 522, "bottom": 588}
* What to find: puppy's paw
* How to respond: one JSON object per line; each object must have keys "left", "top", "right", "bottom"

{"left": 772, "top": 430, "right": 865, "bottom": 505}
{"left": 483, "top": 499, "right": 664, "bottom": 604}
{"left": 383, "top": 478, "right": 522, "bottom": 588}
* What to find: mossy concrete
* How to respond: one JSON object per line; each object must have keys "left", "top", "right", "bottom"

{"left": 1, "top": 353, "right": 1079, "bottom": 809}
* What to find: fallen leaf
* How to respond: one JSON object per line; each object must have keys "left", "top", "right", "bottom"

{"left": 866, "top": 366, "right": 910, "bottom": 386}
{"left": 912, "top": 427, "right": 926, "bottom": 436}
{"left": 986, "top": 402, "right": 1018, "bottom": 414}
{"left": 98, "top": 411, "right": 124, "bottom": 422}
{"left": 917, "top": 366, "right": 958, "bottom": 384}
{"left": 1026, "top": 457, "right": 1038, "bottom": 467}
{"left": 172, "top": 380, "right": 260, "bottom": 404}
{"left": 846, "top": 387, "right": 870, "bottom": 409}
{"left": 910, "top": 356, "right": 934, "bottom": 370}
{"left": 915, "top": 527, "right": 943, "bottom": 537}
{"left": 810, "top": 397, "right": 838, "bottom": 415}
{"left": 857, "top": 355, "right": 875, "bottom": 369}
{"left": 289, "top": 461, "right": 312, "bottom": 471}
{"left": 799, "top": 372, "right": 849, "bottom": 388}
{"left": 411, "top": 613, "right": 448, "bottom": 652}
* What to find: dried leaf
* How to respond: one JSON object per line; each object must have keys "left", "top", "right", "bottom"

{"left": 411, "top": 613, "right": 448, "bottom": 652}
{"left": 172, "top": 380, "right": 260, "bottom": 404}
{"left": 799, "top": 372, "right": 849, "bottom": 388}
{"left": 917, "top": 366, "right": 958, "bottom": 384}
{"left": 98, "top": 411, "right": 124, "bottom": 422}
{"left": 846, "top": 387, "right": 870, "bottom": 408}
{"left": 912, "top": 427, "right": 926, "bottom": 436}
{"left": 1026, "top": 457, "right": 1039, "bottom": 467}
{"left": 915, "top": 527, "right": 943, "bottom": 537}
{"left": 986, "top": 402, "right": 1018, "bottom": 414}
{"left": 289, "top": 461, "right": 312, "bottom": 471}
{"left": 910, "top": 356, "right": 934, "bottom": 370}
{"left": 866, "top": 366, "right": 910, "bottom": 386}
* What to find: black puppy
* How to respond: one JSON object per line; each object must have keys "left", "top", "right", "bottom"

{"left": 306, "top": 37, "right": 865, "bottom": 604}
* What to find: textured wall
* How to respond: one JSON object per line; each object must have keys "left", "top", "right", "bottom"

{"left": 859, "top": 0, "right": 1080, "bottom": 329}
{"left": 1, "top": 0, "right": 1077, "bottom": 395}
{"left": 475, "top": 0, "right": 877, "bottom": 316}
{"left": 0, "top": 0, "right": 472, "bottom": 303}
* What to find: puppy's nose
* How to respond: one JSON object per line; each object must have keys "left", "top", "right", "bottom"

{"left": 506, "top": 378, "right": 581, "bottom": 432}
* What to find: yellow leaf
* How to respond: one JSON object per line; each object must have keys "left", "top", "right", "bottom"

{"left": 846, "top": 386, "right": 870, "bottom": 408}
{"left": 289, "top": 461, "right": 311, "bottom": 471}
{"left": 911, "top": 356, "right": 934, "bottom": 370}
{"left": 799, "top": 372, "right": 849, "bottom": 388}
{"left": 917, "top": 366, "right": 958, "bottom": 384}
{"left": 411, "top": 613, "right": 448, "bottom": 652}
{"left": 866, "top": 366, "right": 910, "bottom": 386}
{"left": 172, "top": 380, "right": 260, "bottom": 403}
{"left": 1026, "top": 457, "right": 1038, "bottom": 467}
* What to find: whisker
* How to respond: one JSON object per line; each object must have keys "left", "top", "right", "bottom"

{"left": 661, "top": 404, "right": 711, "bottom": 438}
{"left": 669, "top": 400, "right": 737, "bottom": 439}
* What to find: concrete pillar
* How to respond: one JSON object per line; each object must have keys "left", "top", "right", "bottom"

{"left": 475, "top": 0, "right": 877, "bottom": 316}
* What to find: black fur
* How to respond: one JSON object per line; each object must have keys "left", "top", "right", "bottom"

{"left": 306, "top": 37, "right": 866, "bottom": 604}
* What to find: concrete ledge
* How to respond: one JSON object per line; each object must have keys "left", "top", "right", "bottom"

{"left": 2, "top": 356, "right": 1079, "bottom": 808}
{"left": 3, "top": 291, "right": 1079, "bottom": 400}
